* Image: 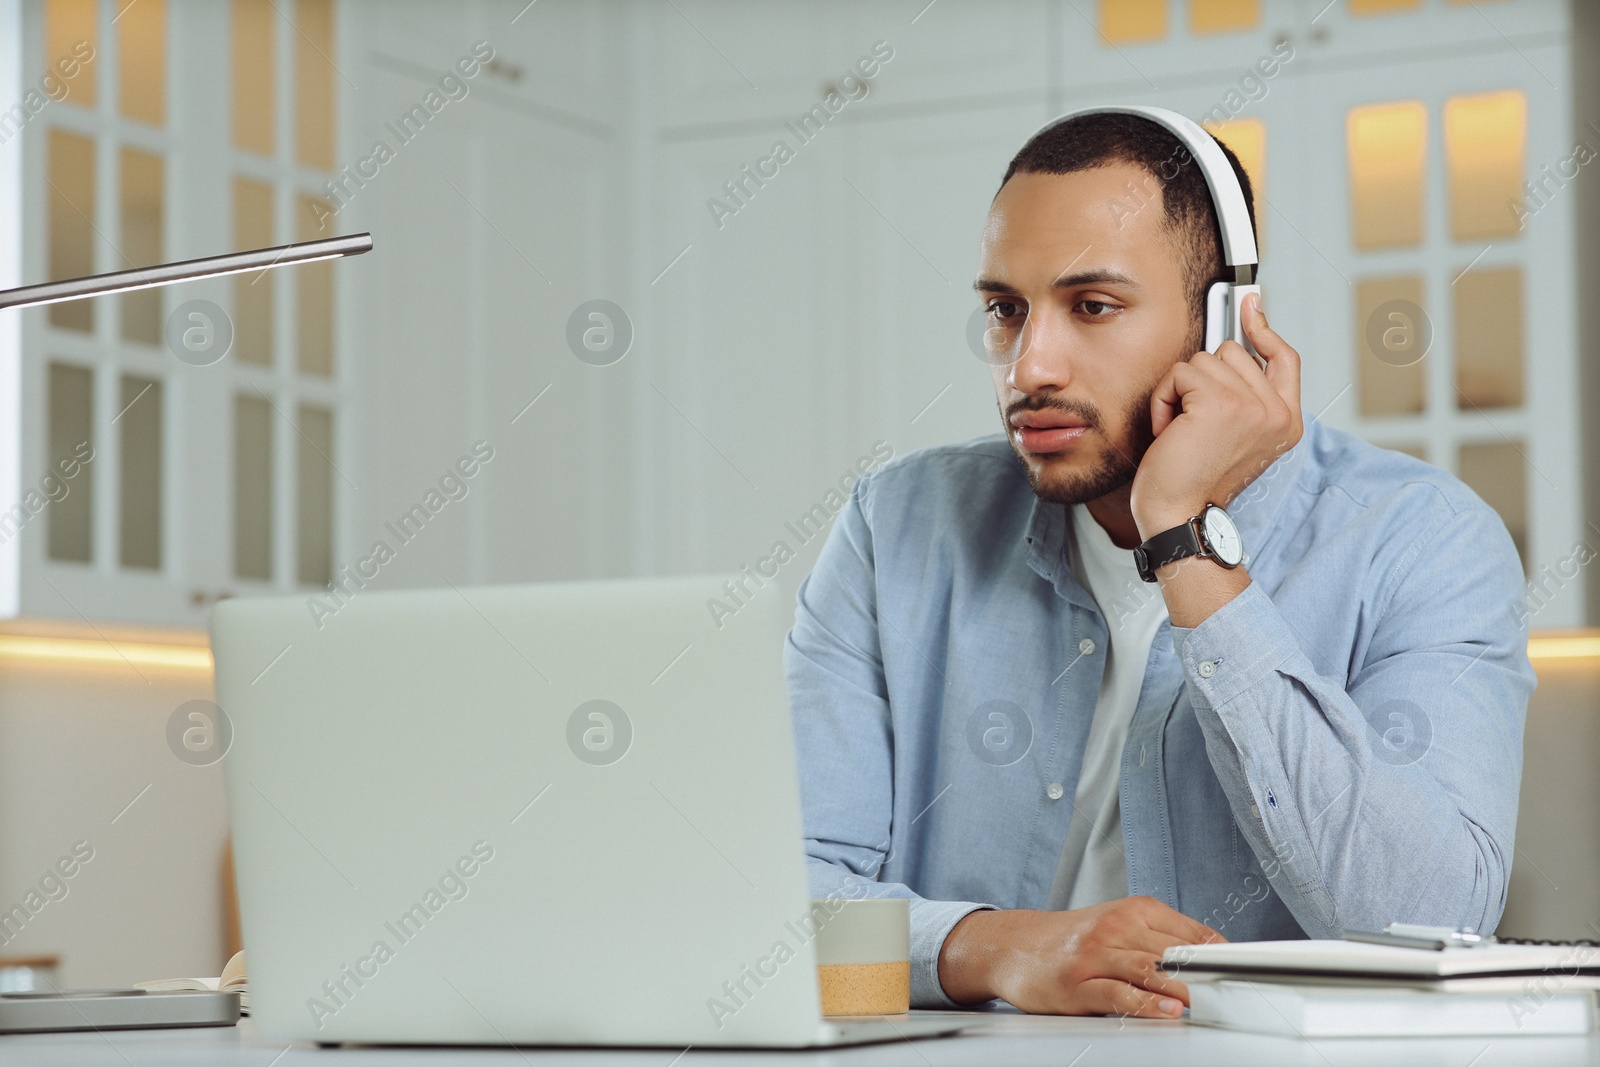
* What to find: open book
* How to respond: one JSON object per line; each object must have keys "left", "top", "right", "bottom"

{"left": 135, "top": 950, "right": 248, "bottom": 1014}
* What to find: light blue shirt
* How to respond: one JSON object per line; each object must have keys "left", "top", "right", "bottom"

{"left": 784, "top": 415, "right": 1536, "bottom": 1008}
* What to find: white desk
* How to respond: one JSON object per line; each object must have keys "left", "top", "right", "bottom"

{"left": 6, "top": 1011, "right": 1600, "bottom": 1065}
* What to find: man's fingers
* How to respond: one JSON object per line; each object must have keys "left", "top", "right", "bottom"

{"left": 1117, "top": 923, "right": 1211, "bottom": 963}
{"left": 1103, "top": 949, "right": 1190, "bottom": 1002}
{"left": 1121, "top": 905, "right": 1219, "bottom": 947}
{"left": 1077, "top": 977, "right": 1184, "bottom": 1020}
{"left": 1241, "top": 292, "right": 1288, "bottom": 355}
{"left": 1212, "top": 338, "right": 1281, "bottom": 410}
{"left": 1149, "top": 360, "right": 1202, "bottom": 437}
{"left": 1189, "top": 347, "right": 1283, "bottom": 431}
{"left": 1133, "top": 899, "right": 1227, "bottom": 947}
{"left": 1240, "top": 292, "right": 1302, "bottom": 404}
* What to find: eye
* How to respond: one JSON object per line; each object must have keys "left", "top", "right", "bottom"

{"left": 986, "top": 300, "right": 1024, "bottom": 321}
{"left": 1077, "top": 299, "right": 1120, "bottom": 320}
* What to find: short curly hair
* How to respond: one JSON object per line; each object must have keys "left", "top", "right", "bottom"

{"left": 997, "top": 111, "right": 1257, "bottom": 347}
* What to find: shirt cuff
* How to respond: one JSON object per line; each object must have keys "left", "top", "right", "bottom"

{"left": 1171, "top": 579, "right": 1301, "bottom": 708}
{"left": 908, "top": 898, "right": 998, "bottom": 1008}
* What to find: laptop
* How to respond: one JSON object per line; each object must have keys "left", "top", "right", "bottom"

{"left": 211, "top": 574, "right": 977, "bottom": 1048}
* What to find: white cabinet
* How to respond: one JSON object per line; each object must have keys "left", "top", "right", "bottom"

{"left": 634, "top": 2, "right": 1055, "bottom": 579}
{"left": 2, "top": 0, "right": 1585, "bottom": 627}
{"left": 344, "top": 41, "right": 625, "bottom": 588}
{"left": 837, "top": 104, "right": 1052, "bottom": 455}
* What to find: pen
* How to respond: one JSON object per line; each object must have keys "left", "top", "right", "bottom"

{"left": 1342, "top": 923, "right": 1497, "bottom": 950}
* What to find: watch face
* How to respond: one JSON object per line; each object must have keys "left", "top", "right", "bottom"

{"left": 1202, "top": 506, "right": 1244, "bottom": 566}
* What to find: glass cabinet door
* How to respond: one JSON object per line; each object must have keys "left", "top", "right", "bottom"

{"left": 21, "top": 0, "right": 349, "bottom": 628}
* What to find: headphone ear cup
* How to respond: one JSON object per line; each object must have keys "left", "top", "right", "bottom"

{"left": 1203, "top": 282, "right": 1268, "bottom": 371}
{"left": 1203, "top": 280, "right": 1230, "bottom": 353}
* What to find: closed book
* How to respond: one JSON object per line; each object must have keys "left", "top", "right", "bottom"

{"left": 1189, "top": 978, "right": 1595, "bottom": 1038}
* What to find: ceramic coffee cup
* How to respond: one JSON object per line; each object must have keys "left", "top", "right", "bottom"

{"left": 811, "top": 897, "right": 910, "bottom": 1015}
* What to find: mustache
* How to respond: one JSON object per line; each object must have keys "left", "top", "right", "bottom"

{"left": 1004, "top": 396, "right": 1101, "bottom": 428}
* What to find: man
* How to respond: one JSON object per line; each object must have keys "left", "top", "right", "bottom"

{"left": 785, "top": 111, "right": 1536, "bottom": 1019}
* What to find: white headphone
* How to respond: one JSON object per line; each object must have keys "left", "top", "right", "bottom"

{"left": 1027, "top": 105, "right": 1264, "bottom": 370}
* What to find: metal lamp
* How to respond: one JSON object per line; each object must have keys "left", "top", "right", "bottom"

{"left": 0, "top": 233, "right": 372, "bottom": 311}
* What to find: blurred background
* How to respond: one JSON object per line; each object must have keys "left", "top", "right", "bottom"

{"left": 1, "top": 0, "right": 1598, "bottom": 986}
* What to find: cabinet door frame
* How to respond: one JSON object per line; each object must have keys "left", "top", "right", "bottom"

{"left": 16, "top": 0, "right": 351, "bottom": 629}
{"left": 1288, "top": 43, "right": 1577, "bottom": 624}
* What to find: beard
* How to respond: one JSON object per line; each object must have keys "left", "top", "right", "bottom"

{"left": 999, "top": 319, "right": 1202, "bottom": 506}
{"left": 1002, "top": 384, "right": 1158, "bottom": 506}
{"left": 1004, "top": 390, "right": 1158, "bottom": 508}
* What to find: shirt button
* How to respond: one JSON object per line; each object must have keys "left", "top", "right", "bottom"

{"left": 1046, "top": 783, "right": 1065, "bottom": 800}
{"left": 1079, "top": 638, "right": 1096, "bottom": 655}
{"left": 1198, "top": 660, "right": 1216, "bottom": 678}
{"left": 1139, "top": 745, "right": 1148, "bottom": 766}
{"left": 1250, "top": 802, "right": 1262, "bottom": 820}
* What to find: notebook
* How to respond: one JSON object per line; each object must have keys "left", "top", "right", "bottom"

{"left": 1164, "top": 938, "right": 1600, "bottom": 982}
{"left": 1164, "top": 939, "right": 1600, "bottom": 1037}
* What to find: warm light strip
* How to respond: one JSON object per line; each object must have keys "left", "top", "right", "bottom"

{"left": 1527, "top": 636, "right": 1600, "bottom": 661}
{"left": 0, "top": 634, "right": 212, "bottom": 671}
{"left": 0, "top": 632, "right": 1591, "bottom": 671}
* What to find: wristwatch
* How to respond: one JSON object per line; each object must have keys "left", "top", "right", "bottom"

{"left": 1133, "top": 503, "right": 1244, "bottom": 583}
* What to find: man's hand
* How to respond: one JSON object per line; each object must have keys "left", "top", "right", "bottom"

{"left": 935, "top": 896, "right": 1225, "bottom": 1018}
{"left": 1129, "top": 292, "right": 1303, "bottom": 540}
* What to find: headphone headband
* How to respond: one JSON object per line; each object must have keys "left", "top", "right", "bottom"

{"left": 1029, "top": 105, "right": 1258, "bottom": 281}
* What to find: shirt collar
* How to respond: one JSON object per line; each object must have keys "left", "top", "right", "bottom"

{"left": 1021, "top": 480, "right": 1098, "bottom": 614}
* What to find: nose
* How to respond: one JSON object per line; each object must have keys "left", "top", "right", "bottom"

{"left": 1005, "top": 307, "right": 1071, "bottom": 397}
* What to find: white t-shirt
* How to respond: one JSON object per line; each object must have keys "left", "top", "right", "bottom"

{"left": 1045, "top": 503, "right": 1170, "bottom": 911}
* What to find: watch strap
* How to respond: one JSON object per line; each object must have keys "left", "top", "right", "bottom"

{"left": 1134, "top": 517, "right": 1203, "bottom": 582}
